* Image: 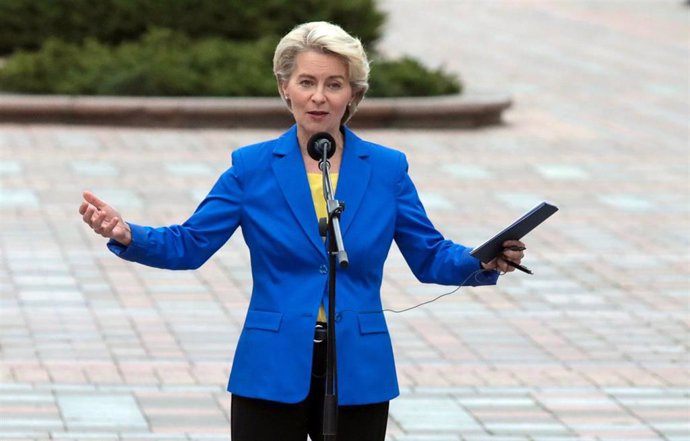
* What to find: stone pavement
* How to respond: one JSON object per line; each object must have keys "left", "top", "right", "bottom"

{"left": 0, "top": 0, "right": 688, "bottom": 440}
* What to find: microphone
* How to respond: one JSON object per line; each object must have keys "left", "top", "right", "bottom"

{"left": 307, "top": 132, "right": 336, "bottom": 162}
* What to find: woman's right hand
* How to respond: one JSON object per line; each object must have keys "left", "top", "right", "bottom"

{"left": 79, "top": 191, "right": 132, "bottom": 246}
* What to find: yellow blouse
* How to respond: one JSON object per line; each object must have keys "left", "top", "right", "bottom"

{"left": 307, "top": 172, "right": 339, "bottom": 323}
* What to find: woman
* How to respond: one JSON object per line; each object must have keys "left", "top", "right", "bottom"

{"left": 79, "top": 21, "right": 525, "bottom": 441}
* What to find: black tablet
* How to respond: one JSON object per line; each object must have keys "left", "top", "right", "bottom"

{"left": 470, "top": 202, "right": 559, "bottom": 263}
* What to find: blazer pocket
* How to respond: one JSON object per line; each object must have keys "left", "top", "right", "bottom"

{"left": 357, "top": 312, "right": 388, "bottom": 335}
{"left": 244, "top": 310, "right": 283, "bottom": 332}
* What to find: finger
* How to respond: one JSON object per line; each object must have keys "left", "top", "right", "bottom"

{"left": 482, "top": 257, "right": 498, "bottom": 271}
{"left": 499, "top": 259, "right": 514, "bottom": 273}
{"left": 83, "top": 191, "right": 108, "bottom": 210}
{"left": 91, "top": 210, "right": 108, "bottom": 233}
{"left": 502, "top": 240, "right": 526, "bottom": 263}
{"left": 82, "top": 205, "right": 96, "bottom": 224}
{"left": 100, "top": 217, "right": 119, "bottom": 238}
{"left": 506, "top": 245, "right": 526, "bottom": 252}
{"left": 502, "top": 250, "right": 524, "bottom": 263}
{"left": 78, "top": 201, "right": 88, "bottom": 215}
{"left": 503, "top": 240, "right": 526, "bottom": 251}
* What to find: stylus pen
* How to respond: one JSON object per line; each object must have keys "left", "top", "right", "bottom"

{"left": 506, "top": 260, "right": 533, "bottom": 275}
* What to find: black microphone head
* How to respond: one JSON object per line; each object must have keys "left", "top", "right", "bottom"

{"left": 307, "top": 132, "right": 336, "bottom": 162}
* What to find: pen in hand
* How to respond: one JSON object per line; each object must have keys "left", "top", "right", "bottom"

{"left": 504, "top": 245, "right": 532, "bottom": 275}
{"left": 505, "top": 260, "right": 533, "bottom": 275}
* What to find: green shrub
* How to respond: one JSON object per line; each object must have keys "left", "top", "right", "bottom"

{"left": 0, "top": 29, "right": 461, "bottom": 97}
{"left": 0, "top": 29, "right": 278, "bottom": 96}
{"left": 0, "top": 0, "right": 462, "bottom": 97}
{"left": 0, "top": 0, "right": 385, "bottom": 54}
{"left": 369, "top": 57, "right": 461, "bottom": 97}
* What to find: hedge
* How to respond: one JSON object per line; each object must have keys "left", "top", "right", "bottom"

{"left": 370, "top": 57, "right": 461, "bottom": 97}
{"left": 0, "top": 29, "right": 461, "bottom": 97}
{"left": 0, "top": 0, "right": 385, "bottom": 55}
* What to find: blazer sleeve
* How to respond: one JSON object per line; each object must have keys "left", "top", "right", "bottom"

{"left": 393, "top": 153, "right": 499, "bottom": 286}
{"left": 107, "top": 151, "right": 245, "bottom": 270}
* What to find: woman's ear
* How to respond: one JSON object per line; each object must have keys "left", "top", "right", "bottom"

{"left": 350, "top": 90, "right": 363, "bottom": 107}
{"left": 278, "top": 82, "right": 292, "bottom": 109}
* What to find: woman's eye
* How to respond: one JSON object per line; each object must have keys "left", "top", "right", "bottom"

{"left": 328, "top": 82, "right": 342, "bottom": 90}
{"left": 299, "top": 80, "right": 313, "bottom": 87}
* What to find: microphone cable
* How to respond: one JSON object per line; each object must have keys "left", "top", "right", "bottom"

{"left": 339, "top": 268, "right": 493, "bottom": 316}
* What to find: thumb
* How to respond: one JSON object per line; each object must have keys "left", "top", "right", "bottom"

{"left": 83, "top": 191, "right": 108, "bottom": 210}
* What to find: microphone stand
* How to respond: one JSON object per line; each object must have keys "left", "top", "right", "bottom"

{"left": 319, "top": 151, "right": 348, "bottom": 441}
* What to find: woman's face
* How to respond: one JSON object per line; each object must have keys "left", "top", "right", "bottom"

{"left": 281, "top": 50, "right": 353, "bottom": 141}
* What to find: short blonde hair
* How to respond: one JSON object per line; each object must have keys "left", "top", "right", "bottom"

{"left": 273, "top": 21, "right": 370, "bottom": 124}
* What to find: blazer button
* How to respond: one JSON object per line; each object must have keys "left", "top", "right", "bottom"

{"left": 335, "top": 313, "right": 342, "bottom": 322}
{"left": 319, "top": 265, "right": 328, "bottom": 274}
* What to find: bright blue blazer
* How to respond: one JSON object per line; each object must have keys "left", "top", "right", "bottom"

{"left": 109, "top": 125, "right": 499, "bottom": 405}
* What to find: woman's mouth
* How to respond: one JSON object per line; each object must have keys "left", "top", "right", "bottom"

{"left": 307, "top": 111, "right": 329, "bottom": 119}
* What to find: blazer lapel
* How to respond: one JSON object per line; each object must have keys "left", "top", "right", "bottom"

{"left": 271, "top": 126, "right": 325, "bottom": 255}
{"left": 336, "top": 127, "right": 371, "bottom": 237}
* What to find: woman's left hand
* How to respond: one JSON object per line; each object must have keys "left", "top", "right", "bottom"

{"left": 480, "top": 240, "right": 526, "bottom": 273}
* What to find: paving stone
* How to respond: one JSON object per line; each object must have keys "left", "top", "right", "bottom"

{"left": 56, "top": 394, "right": 147, "bottom": 430}
{"left": 0, "top": 433, "right": 48, "bottom": 441}
{"left": 0, "top": 189, "right": 40, "bottom": 208}
{"left": 598, "top": 194, "right": 656, "bottom": 211}
{"left": 442, "top": 164, "right": 493, "bottom": 180}
{"left": 393, "top": 435, "right": 460, "bottom": 441}
{"left": 69, "top": 161, "right": 119, "bottom": 177}
{"left": 119, "top": 434, "right": 188, "bottom": 440}
{"left": 390, "top": 396, "right": 483, "bottom": 432}
{"left": 0, "top": 160, "right": 23, "bottom": 175}
{"left": 51, "top": 432, "right": 119, "bottom": 440}
{"left": 534, "top": 164, "right": 590, "bottom": 180}
{"left": 0, "top": 419, "right": 63, "bottom": 430}
{"left": 418, "top": 191, "right": 453, "bottom": 210}
{"left": 165, "top": 162, "right": 214, "bottom": 177}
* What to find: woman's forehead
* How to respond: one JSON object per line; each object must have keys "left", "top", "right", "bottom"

{"left": 292, "top": 50, "right": 349, "bottom": 77}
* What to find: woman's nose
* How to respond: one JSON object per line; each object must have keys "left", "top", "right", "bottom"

{"left": 311, "top": 88, "right": 326, "bottom": 103}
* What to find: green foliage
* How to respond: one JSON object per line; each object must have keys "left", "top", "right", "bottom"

{"left": 369, "top": 57, "right": 461, "bottom": 97}
{"left": 0, "top": 30, "right": 461, "bottom": 97}
{"left": 0, "top": 30, "right": 279, "bottom": 96}
{"left": 0, "top": 0, "right": 461, "bottom": 97}
{"left": 0, "top": 0, "right": 385, "bottom": 54}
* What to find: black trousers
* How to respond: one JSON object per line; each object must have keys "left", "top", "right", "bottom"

{"left": 231, "top": 334, "right": 389, "bottom": 441}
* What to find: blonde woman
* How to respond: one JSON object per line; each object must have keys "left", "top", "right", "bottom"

{"left": 80, "top": 21, "right": 525, "bottom": 440}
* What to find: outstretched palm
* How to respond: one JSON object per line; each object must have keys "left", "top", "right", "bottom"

{"left": 79, "top": 191, "right": 131, "bottom": 246}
